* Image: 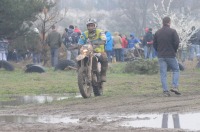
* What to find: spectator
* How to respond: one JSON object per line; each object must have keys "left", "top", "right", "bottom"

{"left": 143, "top": 28, "right": 154, "bottom": 59}
{"left": 113, "top": 32, "right": 122, "bottom": 62}
{"left": 46, "top": 25, "right": 62, "bottom": 67}
{"left": 31, "top": 28, "right": 42, "bottom": 64}
{"left": 63, "top": 25, "right": 79, "bottom": 60}
{"left": 142, "top": 28, "right": 149, "bottom": 59}
{"left": 146, "top": 28, "right": 154, "bottom": 59}
{"left": 74, "top": 26, "right": 81, "bottom": 35}
{"left": 12, "top": 49, "right": 18, "bottom": 62}
{"left": 105, "top": 31, "right": 113, "bottom": 63}
{"left": 0, "top": 38, "right": 8, "bottom": 61}
{"left": 120, "top": 34, "right": 128, "bottom": 62}
{"left": 153, "top": 16, "right": 181, "bottom": 97}
{"left": 188, "top": 26, "right": 200, "bottom": 61}
{"left": 128, "top": 33, "right": 140, "bottom": 48}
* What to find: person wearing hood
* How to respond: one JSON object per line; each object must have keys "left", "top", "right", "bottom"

{"left": 105, "top": 31, "right": 113, "bottom": 62}
{"left": 128, "top": 33, "right": 140, "bottom": 49}
{"left": 63, "top": 25, "right": 79, "bottom": 60}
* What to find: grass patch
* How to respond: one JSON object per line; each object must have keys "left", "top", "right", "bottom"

{"left": 0, "top": 61, "right": 200, "bottom": 97}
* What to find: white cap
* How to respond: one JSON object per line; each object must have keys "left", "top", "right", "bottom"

{"left": 33, "top": 28, "right": 39, "bottom": 33}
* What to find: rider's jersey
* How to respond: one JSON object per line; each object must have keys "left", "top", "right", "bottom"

{"left": 78, "top": 29, "right": 106, "bottom": 53}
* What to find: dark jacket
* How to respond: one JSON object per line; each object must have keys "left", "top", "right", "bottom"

{"left": 143, "top": 31, "right": 153, "bottom": 47}
{"left": 153, "top": 25, "right": 180, "bottom": 58}
{"left": 188, "top": 30, "right": 200, "bottom": 45}
{"left": 46, "top": 30, "right": 62, "bottom": 49}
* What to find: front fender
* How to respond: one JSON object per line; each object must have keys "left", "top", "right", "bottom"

{"left": 76, "top": 54, "right": 86, "bottom": 61}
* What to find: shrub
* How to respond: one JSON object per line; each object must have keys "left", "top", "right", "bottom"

{"left": 124, "top": 59, "right": 159, "bottom": 75}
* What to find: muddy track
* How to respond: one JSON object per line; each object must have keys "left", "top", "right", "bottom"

{"left": 0, "top": 90, "right": 200, "bottom": 131}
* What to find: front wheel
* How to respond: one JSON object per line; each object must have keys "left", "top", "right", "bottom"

{"left": 78, "top": 67, "right": 92, "bottom": 98}
{"left": 92, "top": 72, "right": 103, "bottom": 96}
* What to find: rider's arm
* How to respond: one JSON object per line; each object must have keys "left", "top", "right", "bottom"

{"left": 92, "top": 39, "right": 106, "bottom": 45}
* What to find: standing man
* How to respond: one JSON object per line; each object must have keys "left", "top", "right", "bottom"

{"left": 153, "top": 16, "right": 181, "bottom": 96}
{"left": 31, "top": 28, "right": 42, "bottom": 64}
{"left": 46, "top": 25, "right": 62, "bottom": 67}
{"left": 143, "top": 28, "right": 149, "bottom": 59}
{"left": 143, "top": 28, "right": 154, "bottom": 59}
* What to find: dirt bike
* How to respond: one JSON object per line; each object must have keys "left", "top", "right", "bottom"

{"left": 76, "top": 42, "right": 103, "bottom": 98}
{"left": 124, "top": 46, "right": 144, "bottom": 61}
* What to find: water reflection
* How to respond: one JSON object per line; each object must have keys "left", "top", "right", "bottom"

{"left": 162, "top": 113, "right": 180, "bottom": 128}
{"left": 0, "top": 115, "right": 79, "bottom": 124}
{"left": 120, "top": 112, "right": 200, "bottom": 131}
{"left": 0, "top": 94, "right": 81, "bottom": 107}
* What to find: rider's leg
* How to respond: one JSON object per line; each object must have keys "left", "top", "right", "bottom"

{"left": 101, "top": 52, "right": 108, "bottom": 82}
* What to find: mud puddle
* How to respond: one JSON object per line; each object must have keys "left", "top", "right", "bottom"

{"left": 0, "top": 93, "right": 81, "bottom": 107}
{"left": 0, "top": 112, "right": 199, "bottom": 131}
{"left": 0, "top": 115, "right": 79, "bottom": 124}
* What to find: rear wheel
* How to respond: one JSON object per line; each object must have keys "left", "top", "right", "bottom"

{"left": 78, "top": 67, "right": 92, "bottom": 98}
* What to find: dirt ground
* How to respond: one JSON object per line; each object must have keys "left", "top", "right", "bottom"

{"left": 0, "top": 89, "right": 200, "bottom": 132}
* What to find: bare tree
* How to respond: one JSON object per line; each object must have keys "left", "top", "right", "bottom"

{"left": 153, "top": 0, "right": 200, "bottom": 59}
{"left": 34, "top": 4, "right": 67, "bottom": 66}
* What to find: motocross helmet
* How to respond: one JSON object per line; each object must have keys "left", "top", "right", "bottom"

{"left": 86, "top": 18, "right": 97, "bottom": 33}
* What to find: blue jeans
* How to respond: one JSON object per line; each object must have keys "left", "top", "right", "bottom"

{"left": 0, "top": 51, "right": 7, "bottom": 61}
{"left": 106, "top": 50, "right": 112, "bottom": 62}
{"left": 189, "top": 44, "right": 200, "bottom": 60}
{"left": 32, "top": 52, "right": 41, "bottom": 64}
{"left": 147, "top": 45, "right": 153, "bottom": 59}
{"left": 152, "top": 47, "right": 157, "bottom": 58}
{"left": 50, "top": 48, "right": 59, "bottom": 67}
{"left": 66, "top": 49, "right": 78, "bottom": 60}
{"left": 121, "top": 48, "right": 125, "bottom": 62}
{"left": 181, "top": 49, "right": 187, "bottom": 63}
{"left": 114, "top": 49, "right": 122, "bottom": 62}
{"left": 144, "top": 46, "right": 148, "bottom": 59}
{"left": 158, "top": 57, "right": 180, "bottom": 92}
{"left": 144, "top": 45, "right": 153, "bottom": 59}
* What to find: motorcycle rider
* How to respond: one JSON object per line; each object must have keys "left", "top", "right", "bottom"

{"left": 78, "top": 18, "right": 108, "bottom": 82}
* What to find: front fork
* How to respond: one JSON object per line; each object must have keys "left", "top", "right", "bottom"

{"left": 88, "top": 54, "right": 93, "bottom": 82}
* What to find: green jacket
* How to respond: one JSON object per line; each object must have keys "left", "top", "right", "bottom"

{"left": 46, "top": 30, "right": 62, "bottom": 49}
